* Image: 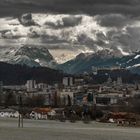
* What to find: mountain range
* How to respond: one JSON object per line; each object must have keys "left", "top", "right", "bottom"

{"left": 57, "top": 48, "right": 140, "bottom": 74}
{"left": 0, "top": 44, "right": 140, "bottom": 75}
{"left": 0, "top": 45, "right": 56, "bottom": 67}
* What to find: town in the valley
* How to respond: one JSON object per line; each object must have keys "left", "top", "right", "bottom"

{"left": 0, "top": 67, "right": 140, "bottom": 126}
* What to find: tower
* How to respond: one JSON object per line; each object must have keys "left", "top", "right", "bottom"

{"left": 0, "top": 81, "right": 3, "bottom": 104}
{"left": 107, "top": 76, "right": 112, "bottom": 84}
{"left": 117, "top": 77, "right": 122, "bottom": 85}
{"left": 0, "top": 81, "right": 3, "bottom": 94}
{"left": 26, "top": 80, "right": 36, "bottom": 92}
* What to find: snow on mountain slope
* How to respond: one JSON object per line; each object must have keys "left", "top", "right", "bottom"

{"left": 117, "top": 47, "right": 130, "bottom": 56}
{"left": 0, "top": 45, "right": 56, "bottom": 67}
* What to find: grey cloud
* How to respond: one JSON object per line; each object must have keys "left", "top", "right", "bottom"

{"left": 62, "top": 16, "right": 82, "bottom": 27}
{"left": 77, "top": 34, "right": 95, "bottom": 46}
{"left": 45, "top": 16, "right": 82, "bottom": 29}
{"left": 45, "top": 21, "right": 63, "bottom": 29}
{"left": 4, "top": 0, "right": 140, "bottom": 6}
{"left": 1, "top": 30, "right": 22, "bottom": 39}
{"left": 0, "top": 0, "right": 140, "bottom": 17}
{"left": 120, "top": 27, "right": 140, "bottom": 51}
{"left": 19, "top": 13, "right": 36, "bottom": 26}
{"left": 0, "top": 30, "right": 11, "bottom": 34}
{"left": 40, "top": 34, "right": 69, "bottom": 44}
{"left": 27, "top": 29, "right": 40, "bottom": 38}
{"left": 105, "top": 27, "right": 140, "bottom": 52}
{"left": 95, "top": 14, "right": 130, "bottom": 27}
{"left": 0, "top": 28, "right": 26, "bottom": 39}
{"left": 0, "top": 31, "right": 12, "bottom": 39}
{"left": 76, "top": 34, "right": 101, "bottom": 51}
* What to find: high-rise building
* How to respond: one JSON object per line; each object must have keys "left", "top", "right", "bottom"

{"left": 92, "top": 67, "right": 98, "bottom": 75}
{"left": 63, "top": 77, "right": 74, "bottom": 86}
{"left": 26, "top": 80, "right": 36, "bottom": 92}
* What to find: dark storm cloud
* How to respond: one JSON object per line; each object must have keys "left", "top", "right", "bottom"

{"left": 62, "top": 16, "right": 82, "bottom": 27}
{"left": 0, "top": 30, "right": 24, "bottom": 39}
{"left": 40, "top": 34, "right": 69, "bottom": 44}
{"left": 27, "top": 28, "right": 40, "bottom": 38}
{"left": 76, "top": 33, "right": 107, "bottom": 51}
{"left": 19, "top": 13, "right": 36, "bottom": 26}
{"left": 95, "top": 14, "right": 130, "bottom": 27}
{"left": 45, "top": 16, "right": 82, "bottom": 29}
{"left": 0, "top": 0, "right": 140, "bottom": 17}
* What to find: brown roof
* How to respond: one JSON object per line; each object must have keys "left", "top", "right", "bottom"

{"left": 33, "top": 108, "right": 52, "bottom": 114}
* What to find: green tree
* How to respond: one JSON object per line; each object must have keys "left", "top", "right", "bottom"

{"left": 4, "top": 92, "right": 17, "bottom": 107}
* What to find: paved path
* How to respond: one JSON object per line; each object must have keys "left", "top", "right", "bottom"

{"left": 0, "top": 118, "right": 140, "bottom": 140}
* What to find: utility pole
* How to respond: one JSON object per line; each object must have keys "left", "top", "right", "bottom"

{"left": 18, "top": 95, "right": 23, "bottom": 128}
{"left": 93, "top": 93, "right": 97, "bottom": 119}
{"left": 0, "top": 81, "right": 3, "bottom": 105}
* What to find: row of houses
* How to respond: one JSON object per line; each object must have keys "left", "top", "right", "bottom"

{"left": 0, "top": 108, "right": 59, "bottom": 120}
{"left": 0, "top": 108, "right": 19, "bottom": 118}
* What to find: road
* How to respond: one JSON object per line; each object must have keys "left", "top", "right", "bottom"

{"left": 0, "top": 118, "right": 140, "bottom": 140}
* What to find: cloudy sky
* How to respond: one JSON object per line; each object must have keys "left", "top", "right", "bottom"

{"left": 0, "top": 0, "right": 140, "bottom": 63}
{"left": 1, "top": 0, "right": 140, "bottom": 17}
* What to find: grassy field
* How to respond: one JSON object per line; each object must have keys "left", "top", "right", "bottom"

{"left": 0, "top": 118, "right": 140, "bottom": 140}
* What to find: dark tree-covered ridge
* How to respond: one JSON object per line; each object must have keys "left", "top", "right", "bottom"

{"left": 0, "top": 62, "right": 63, "bottom": 85}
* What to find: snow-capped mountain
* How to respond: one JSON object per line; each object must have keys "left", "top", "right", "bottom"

{"left": 1, "top": 43, "right": 140, "bottom": 75}
{"left": 0, "top": 45, "right": 56, "bottom": 67}
{"left": 0, "top": 44, "right": 140, "bottom": 75}
{"left": 57, "top": 48, "right": 140, "bottom": 74}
